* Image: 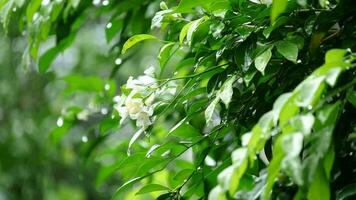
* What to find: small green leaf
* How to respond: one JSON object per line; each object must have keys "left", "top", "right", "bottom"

{"left": 158, "top": 42, "right": 175, "bottom": 71}
{"left": 186, "top": 17, "right": 206, "bottom": 45}
{"left": 113, "top": 176, "right": 146, "bottom": 199}
{"left": 122, "top": 34, "right": 158, "bottom": 54}
{"left": 176, "top": 0, "right": 214, "bottom": 13}
{"left": 276, "top": 40, "right": 298, "bottom": 63}
{"left": 255, "top": 48, "right": 272, "bottom": 75}
{"left": 26, "top": 0, "right": 41, "bottom": 22}
{"left": 205, "top": 96, "right": 220, "bottom": 125}
{"left": 169, "top": 123, "right": 201, "bottom": 142}
{"left": 347, "top": 91, "right": 356, "bottom": 108}
{"left": 271, "top": 0, "right": 288, "bottom": 22}
{"left": 219, "top": 75, "right": 237, "bottom": 108}
{"left": 179, "top": 21, "right": 194, "bottom": 44}
{"left": 136, "top": 184, "right": 170, "bottom": 195}
{"left": 39, "top": 47, "right": 59, "bottom": 73}
{"left": 127, "top": 128, "right": 145, "bottom": 155}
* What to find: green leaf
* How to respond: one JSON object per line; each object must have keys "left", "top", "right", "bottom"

{"left": 179, "top": 21, "right": 194, "bottom": 44}
{"left": 263, "top": 16, "right": 288, "bottom": 38}
{"left": 263, "top": 137, "right": 284, "bottom": 200}
{"left": 296, "top": 76, "right": 325, "bottom": 108}
{"left": 169, "top": 123, "right": 202, "bottom": 142}
{"left": 205, "top": 95, "right": 220, "bottom": 125}
{"left": 112, "top": 176, "right": 146, "bottom": 199}
{"left": 39, "top": 47, "right": 59, "bottom": 73}
{"left": 173, "top": 169, "right": 194, "bottom": 183}
{"left": 136, "top": 184, "right": 170, "bottom": 195}
{"left": 127, "top": 128, "right": 145, "bottom": 155}
{"left": 336, "top": 183, "right": 356, "bottom": 200}
{"left": 255, "top": 48, "right": 272, "bottom": 75}
{"left": 158, "top": 42, "right": 175, "bottom": 71}
{"left": 219, "top": 75, "right": 237, "bottom": 108}
{"left": 307, "top": 164, "right": 330, "bottom": 200}
{"left": 276, "top": 40, "right": 298, "bottom": 63}
{"left": 122, "top": 34, "right": 158, "bottom": 54}
{"left": 281, "top": 132, "right": 304, "bottom": 186}
{"left": 186, "top": 17, "right": 206, "bottom": 45}
{"left": 26, "top": 0, "right": 41, "bottom": 22}
{"left": 271, "top": 0, "right": 288, "bottom": 22}
{"left": 347, "top": 91, "right": 356, "bottom": 108}
{"left": 176, "top": 0, "right": 214, "bottom": 13}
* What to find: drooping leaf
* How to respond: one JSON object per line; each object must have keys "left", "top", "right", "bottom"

{"left": 136, "top": 184, "right": 170, "bottom": 195}
{"left": 158, "top": 42, "right": 175, "bottom": 71}
{"left": 122, "top": 34, "right": 158, "bottom": 54}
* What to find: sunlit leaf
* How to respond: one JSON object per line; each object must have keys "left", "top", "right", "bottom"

{"left": 122, "top": 34, "right": 158, "bottom": 54}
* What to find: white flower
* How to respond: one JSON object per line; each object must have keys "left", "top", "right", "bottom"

{"left": 116, "top": 106, "right": 128, "bottom": 124}
{"left": 144, "top": 66, "right": 155, "bottom": 76}
{"left": 125, "top": 97, "right": 144, "bottom": 118}
{"left": 136, "top": 112, "right": 151, "bottom": 128}
{"left": 145, "top": 93, "right": 155, "bottom": 106}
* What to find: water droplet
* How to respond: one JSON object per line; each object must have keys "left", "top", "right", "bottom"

{"left": 81, "top": 136, "right": 88, "bottom": 143}
{"left": 56, "top": 117, "right": 64, "bottom": 127}
{"left": 114, "top": 58, "right": 122, "bottom": 65}
{"left": 33, "top": 13, "right": 40, "bottom": 21}
{"left": 237, "top": 78, "right": 243, "bottom": 84}
{"left": 106, "top": 22, "right": 112, "bottom": 29}
{"left": 307, "top": 105, "right": 313, "bottom": 110}
{"left": 252, "top": 109, "right": 257, "bottom": 115}
{"left": 12, "top": 7, "right": 17, "bottom": 12}
{"left": 101, "top": 108, "right": 108, "bottom": 115}
{"left": 104, "top": 83, "right": 110, "bottom": 91}
{"left": 92, "top": 0, "right": 100, "bottom": 6}
{"left": 42, "top": 0, "right": 50, "bottom": 6}
{"left": 102, "top": 0, "right": 109, "bottom": 6}
{"left": 297, "top": 59, "right": 302, "bottom": 64}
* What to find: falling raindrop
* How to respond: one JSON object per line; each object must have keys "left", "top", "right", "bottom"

{"left": 42, "top": 0, "right": 50, "bottom": 6}
{"left": 101, "top": 108, "right": 108, "bottom": 115}
{"left": 56, "top": 117, "right": 64, "bottom": 127}
{"left": 81, "top": 135, "right": 88, "bottom": 143}
{"left": 114, "top": 58, "right": 122, "bottom": 65}
{"left": 307, "top": 105, "right": 313, "bottom": 110}
{"left": 92, "top": 0, "right": 100, "bottom": 6}
{"left": 102, "top": 0, "right": 109, "bottom": 6}
{"left": 104, "top": 83, "right": 110, "bottom": 91}
{"left": 106, "top": 22, "right": 112, "bottom": 29}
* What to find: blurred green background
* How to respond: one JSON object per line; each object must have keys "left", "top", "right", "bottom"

{"left": 0, "top": 8, "right": 161, "bottom": 199}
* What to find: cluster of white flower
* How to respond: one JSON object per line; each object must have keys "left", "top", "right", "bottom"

{"left": 113, "top": 67, "right": 157, "bottom": 130}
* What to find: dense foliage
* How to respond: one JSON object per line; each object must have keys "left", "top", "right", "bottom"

{"left": 1, "top": 0, "right": 356, "bottom": 199}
